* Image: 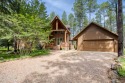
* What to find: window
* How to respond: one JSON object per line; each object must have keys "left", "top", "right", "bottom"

{"left": 61, "top": 32, "right": 63, "bottom": 34}
{"left": 56, "top": 37, "right": 64, "bottom": 45}
{"left": 55, "top": 32, "right": 57, "bottom": 34}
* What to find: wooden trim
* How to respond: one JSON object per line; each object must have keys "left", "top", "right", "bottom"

{"left": 76, "top": 40, "right": 78, "bottom": 50}
{"left": 52, "top": 29, "right": 65, "bottom": 31}
{"left": 113, "top": 39, "right": 115, "bottom": 52}
{"left": 65, "top": 31, "right": 67, "bottom": 43}
{"left": 113, "top": 39, "right": 117, "bottom": 52}
{"left": 83, "top": 39, "right": 114, "bottom": 41}
{"left": 56, "top": 20, "right": 58, "bottom": 30}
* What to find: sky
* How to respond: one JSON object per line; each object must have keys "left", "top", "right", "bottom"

{"left": 41, "top": 0, "right": 124, "bottom": 18}
{"left": 42, "top": 0, "right": 75, "bottom": 17}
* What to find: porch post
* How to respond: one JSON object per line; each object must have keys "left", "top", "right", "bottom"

{"left": 56, "top": 20, "right": 58, "bottom": 30}
{"left": 65, "top": 30, "right": 67, "bottom": 43}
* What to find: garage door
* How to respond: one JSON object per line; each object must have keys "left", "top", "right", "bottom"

{"left": 82, "top": 40, "right": 114, "bottom": 52}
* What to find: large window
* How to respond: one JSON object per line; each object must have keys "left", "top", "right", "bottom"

{"left": 56, "top": 37, "right": 63, "bottom": 45}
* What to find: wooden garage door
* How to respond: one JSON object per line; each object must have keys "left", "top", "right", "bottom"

{"left": 82, "top": 40, "right": 114, "bottom": 52}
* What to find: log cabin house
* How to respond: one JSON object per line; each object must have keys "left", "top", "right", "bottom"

{"left": 48, "top": 16, "right": 70, "bottom": 50}
{"left": 73, "top": 22, "right": 118, "bottom": 52}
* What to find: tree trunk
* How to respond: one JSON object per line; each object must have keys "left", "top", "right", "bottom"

{"left": 104, "top": 15, "right": 105, "bottom": 27}
{"left": 116, "top": 3, "right": 118, "bottom": 32}
{"left": 109, "top": 17, "right": 112, "bottom": 31}
{"left": 13, "top": 37, "right": 17, "bottom": 53}
{"left": 7, "top": 40, "right": 9, "bottom": 51}
{"left": 117, "top": 0, "right": 123, "bottom": 56}
{"left": 89, "top": 12, "right": 91, "bottom": 23}
{"left": 73, "top": 26, "right": 75, "bottom": 37}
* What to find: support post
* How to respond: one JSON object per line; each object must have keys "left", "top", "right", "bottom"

{"left": 65, "top": 31, "right": 67, "bottom": 43}
{"left": 56, "top": 20, "right": 58, "bottom": 30}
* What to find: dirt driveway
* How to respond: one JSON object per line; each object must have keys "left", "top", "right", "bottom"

{"left": 0, "top": 50, "right": 117, "bottom": 83}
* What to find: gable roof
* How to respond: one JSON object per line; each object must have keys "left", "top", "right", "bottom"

{"left": 73, "top": 22, "right": 118, "bottom": 40}
{"left": 51, "top": 16, "right": 70, "bottom": 34}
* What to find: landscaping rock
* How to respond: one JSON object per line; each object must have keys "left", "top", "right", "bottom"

{"left": 111, "top": 63, "right": 122, "bottom": 70}
{"left": 109, "top": 57, "right": 124, "bottom": 83}
{"left": 108, "top": 69, "right": 119, "bottom": 79}
{"left": 111, "top": 79, "right": 121, "bottom": 83}
{"left": 111, "top": 64, "right": 118, "bottom": 70}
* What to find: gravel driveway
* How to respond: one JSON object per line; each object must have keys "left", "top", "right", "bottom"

{"left": 0, "top": 50, "right": 117, "bottom": 83}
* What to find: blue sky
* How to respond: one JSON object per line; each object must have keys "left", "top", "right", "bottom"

{"left": 42, "top": 0, "right": 108, "bottom": 18}
{"left": 42, "top": 0, "right": 75, "bottom": 17}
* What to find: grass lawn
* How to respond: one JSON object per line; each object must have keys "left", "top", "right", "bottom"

{"left": 118, "top": 57, "right": 125, "bottom": 76}
{"left": 0, "top": 47, "right": 50, "bottom": 62}
{"left": 117, "top": 49, "right": 125, "bottom": 77}
{"left": 124, "top": 49, "right": 125, "bottom": 55}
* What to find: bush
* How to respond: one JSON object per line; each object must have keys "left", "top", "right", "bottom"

{"left": 124, "top": 49, "right": 125, "bottom": 55}
{"left": 29, "top": 49, "right": 50, "bottom": 57}
{"left": 117, "top": 57, "right": 125, "bottom": 77}
{"left": 0, "top": 49, "right": 50, "bottom": 62}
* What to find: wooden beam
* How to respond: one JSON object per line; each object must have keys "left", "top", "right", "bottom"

{"left": 65, "top": 30, "right": 67, "bottom": 43}
{"left": 56, "top": 20, "right": 58, "bottom": 30}
{"left": 52, "top": 29, "right": 65, "bottom": 32}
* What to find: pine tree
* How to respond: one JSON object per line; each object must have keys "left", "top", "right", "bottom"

{"left": 83, "top": 14, "right": 88, "bottom": 27}
{"left": 0, "top": 0, "right": 51, "bottom": 53}
{"left": 86, "top": 0, "right": 98, "bottom": 22}
{"left": 73, "top": 0, "right": 87, "bottom": 30}
{"left": 49, "top": 11, "right": 56, "bottom": 21}
{"left": 95, "top": 10, "right": 102, "bottom": 25}
{"left": 68, "top": 13, "right": 74, "bottom": 27}
{"left": 68, "top": 13, "right": 75, "bottom": 37}
{"left": 62, "top": 11, "right": 68, "bottom": 25}
{"left": 100, "top": 2, "right": 109, "bottom": 27}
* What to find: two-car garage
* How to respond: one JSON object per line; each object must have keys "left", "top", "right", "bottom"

{"left": 73, "top": 22, "right": 118, "bottom": 52}
{"left": 82, "top": 39, "right": 116, "bottom": 52}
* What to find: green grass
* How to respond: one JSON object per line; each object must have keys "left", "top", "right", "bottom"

{"left": 0, "top": 46, "right": 13, "bottom": 51}
{"left": 117, "top": 57, "right": 125, "bottom": 77}
{"left": 124, "top": 49, "right": 125, "bottom": 55}
{"left": 0, "top": 49, "right": 50, "bottom": 62}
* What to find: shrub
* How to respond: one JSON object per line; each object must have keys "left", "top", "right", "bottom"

{"left": 117, "top": 57, "right": 125, "bottom": 77}
{"left": 0, "top": 49, "right": 50, "bottom": 62}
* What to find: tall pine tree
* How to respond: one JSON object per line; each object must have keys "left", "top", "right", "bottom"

{"left": 68, "top": 13, "right": 75, "bottom": 37}
{"left": 62, "top": 11, "right": 68, "bottom": 25}
{"left": 86, "top": 0, "right": 98, "bottom": 22}
{"left": 73, "top": 0, "right": 85, "bottom": 30}
{"left": 49, "top": 11, "right": 56, "bottom": 21}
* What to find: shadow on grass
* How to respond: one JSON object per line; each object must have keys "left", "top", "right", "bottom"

{"left": 0, "top": 49, "right": 50, "bottom": 62}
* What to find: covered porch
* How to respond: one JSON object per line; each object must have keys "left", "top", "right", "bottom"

{"left": 49, "top": 30, "right": 70, "bottom": 50}
{"left": 47, "top": 16, "right": 70, "bottom": 50}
